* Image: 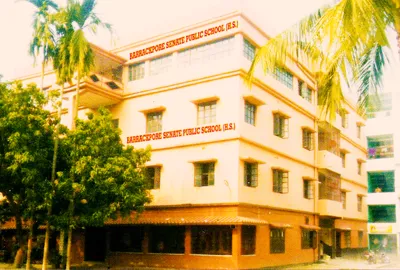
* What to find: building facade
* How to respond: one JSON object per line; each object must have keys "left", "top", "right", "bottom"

{"left": 365, "top": 91, "right": 400, "bottom": 254}
{"left": 13, "top": 11, "right": 368, "bottom": 269}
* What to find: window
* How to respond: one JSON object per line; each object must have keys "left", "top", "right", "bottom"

{"left": 245, "top": 101, "right": 256, "bottom": 126}
{"left": 243, "top": 38, "right": 256, "bottom": 61}
{"left": 341, "top": 191, "right": 346, "bottom": 209}
{"left": 273, "top": 67, "right": 293, "bottom": 89}
{"left": 146, "top": 112, "right": 163, "bottom": 133}
{"left": 368, "top": 205, "right": 396, "bottom": 223}
{"left": 148, "top": 226, "right": 185, "bottom": 254}
{"left": 145, "top": 166, "right": 161, "bottom": 189}
{"left": 357, "top": 161, "right": 362, "bottom": 175}
{"left": 177, "top": 37, "right": 234, "bottom": 68}
{"left": 244, "top": 162, "right": 258, "bottom": 187}
{"left": 273, "top": 113, "right": 289, "bottom": 138}
{"left": 344, "top": 231, "right": 351, "bottom": 248}
{"left": 191, "top": 226, "right": 232, "bottom": 255}
{"left": 302, "top": 128, "right": 314, "bottom": 150}
{"left": 357, "top": 125, "right": 361, "bottom": 139}
{"left": 303, "top": 180, "right": 314, "bottom": 199}
{"left": 366, "top": 92, "right": 392, "bottom": 118}
{"left": 111, "top": 119, "right": 119, "bottom": 128}
{"left": 273, "top": 169, "right": 289, "bottom": 194}
{"left": 298, "top": 81, "right": 312, "bottom": 103}
{"left": 129, "top": 62, "right": 145, "bottom": 81}
{"left": 319, "top": 171, "right": 341, "bottom": 201}
{"left": 197, "top": 101, "right": 216, "bottom": 125}
{"left": 194, "top": 162, "right": 215, "bottom": 187}
{"left": 340, "top": 151, "right": 346, "bottom": 168}
{"left": 367, "top": 134, "right": 394, "bottom": 159}
{"left": 270, "top": 228, "right": 285, "bottom": 253}
{"left": 241, "top": 226, "right": 256, "bottom": 255}
{"left": 357, "top": 196, "right": 363, "bottom": 212}
{"left": 149, "top": 54, "right": 173, "bottom": 76}
{"left": 340, "top": 110, "right": 349, "bottom": 128}
{"left": 368, "top": 171, "right": 395, "bottom": 193}
{"left": 301, "top": 230, "right": 317, "bottom": 249}
{"left": 109, "top": 226, "right": 145, "bottom": 252}
{"left": 358, "top": 231, "right": 363, "bottom": 247}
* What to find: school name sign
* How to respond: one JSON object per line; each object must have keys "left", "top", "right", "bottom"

{"left": 129, "top": 20, "right": 239, "bottom": 60}
{"left": 127, "top": 123, "right": 236, "bottom": 144}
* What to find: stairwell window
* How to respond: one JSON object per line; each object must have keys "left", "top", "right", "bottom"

{"left": 340, "top": 151, "right": 346, "bottom": 168}
{"left": 357, "top": 195, "right": 363, "bottom": 212}
{"left": 341, "top": 191, "right": 346, "bottom": 209}
{"left": 129, "top": 62, "right": 145, "bottom": 81}
{"left": 273, "top": 169, "right": 289, "bottom": 194}
{"left": 244, "top": 162, "right": 258, "bottom": 187}
{"left": 340, "top": 110, "right": 349, "bottom": 128}
{"left": 194, "top": 162, "right": 215, "bottom": 187}
{"left": 273, "top": 113, "right": 289, "bottom": 138}
{"left": 146, "top": 112, "right": 163, "bottom": 133}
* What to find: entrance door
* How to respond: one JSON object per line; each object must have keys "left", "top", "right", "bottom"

{"left": 336, "top": 231, "right": 342, "bottom": 257}
{"left": 85, "top": 227, "right": 106, "bottom": 261}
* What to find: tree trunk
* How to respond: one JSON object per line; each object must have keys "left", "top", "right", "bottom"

{"left": 8, "top": 196, "right": 25, "bottom": 268}
{"left": 59, "top": 229, "right": 66, "bottom": 268}
{"left": 42, "top": 84, "right": 64, "bottom": 270}
{"left": 65, "top": 227, "right": 73, "bottom": 270}
{"left": 72, "top": 75, "right": 80, "bottom": 130}
{"left": 40, "top": 60, "right": 45, "bottom": 92}
{"left": 26, "top": 222, "right": 34, "bottom": 270}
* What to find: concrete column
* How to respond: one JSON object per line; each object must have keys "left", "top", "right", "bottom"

{"left": 185, "top": 225, "right": 191, "bottom": 255}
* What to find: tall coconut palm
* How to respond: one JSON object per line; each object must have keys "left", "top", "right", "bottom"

{"left": 25, "top": 0, "right": 59, "bottom": 92}
{"left": 247, "top": 0, "right": 400, "bottom": 120}
{"left": 57, "top": 1, "right": 111, "bottom": 269}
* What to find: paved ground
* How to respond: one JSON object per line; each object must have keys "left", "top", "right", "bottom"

{"left": 2, "top": 255, "right": 400, "bottom": 269}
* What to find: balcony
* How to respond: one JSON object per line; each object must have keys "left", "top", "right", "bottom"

{"left": 317, "top": 150, "right": 342, "bottom": 175}
{"left": 65, "top": 43, "right": 127, "bottom": 109}
{"left": 318, "top": 199, "right": 343, "bottom": 217}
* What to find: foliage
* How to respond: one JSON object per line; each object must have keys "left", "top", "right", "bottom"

{"left": 0, "top": 82, "right": 56, "bottom": 252}
{"left": 52, "top": 107, "right": 152, "bottom": 230}
{"left": 247, "top": 0, "right": 400, "bottom": 120}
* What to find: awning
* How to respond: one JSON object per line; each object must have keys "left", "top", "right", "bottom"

{"left": 300, "top": 224, "right": 321, "bottom": 230}
{"left": 335, "top": 226, "right": 351, "bottom": 231}
{"left": 105, "top": 215, "right": 269, "bottom": 226}
{"left": 269, "top": 223, "right": 293, "bottom": 229}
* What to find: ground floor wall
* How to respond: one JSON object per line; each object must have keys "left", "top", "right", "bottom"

{"left": 72, "top": 204, "right": 322, "bottom": 269}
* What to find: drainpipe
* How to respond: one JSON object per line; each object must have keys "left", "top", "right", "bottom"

{"left": 313, "top": 89, "right": 319, "bottom": 262}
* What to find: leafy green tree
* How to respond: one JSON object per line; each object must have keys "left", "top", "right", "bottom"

{"left": 247, "top": 0, "right": 400, "bottom": 119}
{"left": 52, "top": 108, "right": 151, "bottom": 269}
{"left": 0, "top": 82, "right": 55, "bottom": 268}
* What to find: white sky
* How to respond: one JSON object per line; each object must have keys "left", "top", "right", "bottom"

{"left": 0, "top": 0, "right": 398, "bottom": 95}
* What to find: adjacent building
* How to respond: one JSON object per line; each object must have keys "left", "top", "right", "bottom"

{"left": 8, "top": 11, "right": 368, "bottom": 269}
{"left": 365, "top": 91, "right": 400, "bottom": 254}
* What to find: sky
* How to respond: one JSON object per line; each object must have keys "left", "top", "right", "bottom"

{"left": 0, "top": 0, "right": 398, "bottom": 95}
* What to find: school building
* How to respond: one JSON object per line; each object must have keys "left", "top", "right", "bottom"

{"left": 11, "top": 11, "right": 368, "bottom": 269}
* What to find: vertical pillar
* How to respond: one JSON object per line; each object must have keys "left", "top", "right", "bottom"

{"left": 232, "top": 225, "right": 241, "bottom": 268}
{"left": 331, "top": 229, "right": 336, "bottom": 259}
{"left": 185, "top": 226, "right": 191, "bottom": 256}
{"left": 143, "top": 226, "right": 149, "bottom": 254}
{"left": 235, "top": 33, "right": 244, "bottom": 68}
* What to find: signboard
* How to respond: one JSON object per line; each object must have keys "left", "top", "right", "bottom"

{"left": 127, "top": 122, "right": 236, "bottom": 144}
{"left": 369, "top": 224, "right": 393, "bottom": 233}
{"left": 129, "top": 20, "right": 239, "bottom": 60}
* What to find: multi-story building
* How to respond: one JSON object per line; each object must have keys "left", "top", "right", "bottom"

{"left": 10, "top": 11, "right": 368, "bottom": 269}
{"left": 365, "top": 91, "right": 400, "bottom": 254}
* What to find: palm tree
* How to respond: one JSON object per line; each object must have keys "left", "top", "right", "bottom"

{"left": 25, "top": 0, "right": 59, "bottom": 92}
{"left": 57, "top": 1, "right": 111, "bottom": 269}
{"left": 247, "top": 0, "right": 400, "bottom": 120}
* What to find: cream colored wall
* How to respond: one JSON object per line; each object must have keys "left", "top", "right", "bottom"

{"left": 238, "top": 141, "right": 316, "bottom": 212}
